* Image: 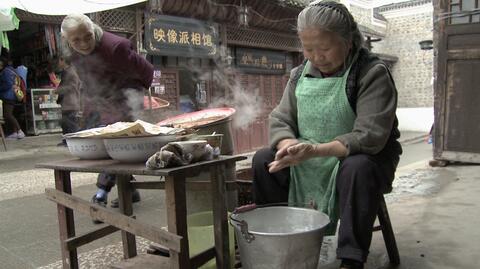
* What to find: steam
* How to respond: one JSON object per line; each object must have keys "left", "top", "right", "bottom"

{"left": 124, "top": 89, "right": 144, "bottom": 121}
{"left": 208, "top": 68, "right": 263, "bottom": 130}
{"left": 72, "top": 55, "right": 147, "bottom": 124}
{"left": 74, "top": 41, "right": 264, "bottom": 129}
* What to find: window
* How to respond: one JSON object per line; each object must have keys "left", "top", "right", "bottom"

{"left": 449, "top": 0, "right": 480, "bottom": 24}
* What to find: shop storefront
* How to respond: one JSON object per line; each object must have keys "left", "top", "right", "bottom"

{"left": 3, "top": 7, "right": 143, "bottom": 135}
{"left": 3, "top": 0, "right": 306, "bottom": 153}
{"left": 144, "top": 0, "right": 305, "bottom": 153}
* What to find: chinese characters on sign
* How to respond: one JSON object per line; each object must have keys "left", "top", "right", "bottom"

{"left": 235, "top": 47, "right": 286, "bottom": 74}
{"left": 145, "top": 15, "right": 219, "bottom": 57}
{"left": 151, "top": 70, "right": 164, "bottom": 95}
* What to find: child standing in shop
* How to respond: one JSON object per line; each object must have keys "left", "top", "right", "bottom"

{"left": 54, "top": 56, "right": 82, "bottom": 146}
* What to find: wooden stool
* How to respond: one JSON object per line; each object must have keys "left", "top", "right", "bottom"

{"left": 373, "top": 195, "right": 400, "bottom": 265}
{"left": 0, "top": 119, "right": 7, "bottom": 151}
{"left": 235, "top": 168, "right": 401, "bottom": 265}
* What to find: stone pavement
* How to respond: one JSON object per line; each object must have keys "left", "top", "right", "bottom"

{"left": 9, "top": 130, "right": 480, "bottom": 269}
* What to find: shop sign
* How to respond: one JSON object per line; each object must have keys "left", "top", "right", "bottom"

{"left": 235, "top": 47, "right": 286, "bottom": 74}
{"left": 151, "top": 69, "right": 165, "bottom": 95}
{"left": 151, "top": 70, "right": 161, "bottom": 86}
{"left": 145, "top": 15, "right": 219, "bottom": 58}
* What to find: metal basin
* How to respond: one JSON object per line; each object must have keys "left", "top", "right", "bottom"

{"left": 103, "top": 135, "right": 176, "bottom": 163}
{"left": 230, "top": 206, "right": 330, "bottom": 269}
{"left": 65, "top": 137, "right": 109, "bottom": 160}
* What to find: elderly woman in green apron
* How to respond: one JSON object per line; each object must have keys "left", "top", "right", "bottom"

{"left": 252, "top": 2, "right": 402, "bottom": 269}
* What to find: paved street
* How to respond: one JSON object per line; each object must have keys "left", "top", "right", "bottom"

{"left": 2, "top": 131, "right": 479, "bottom": 269}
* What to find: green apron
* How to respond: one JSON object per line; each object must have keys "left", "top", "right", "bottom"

{"left": 289, "top": 61, "right": 356, "bottom": 234}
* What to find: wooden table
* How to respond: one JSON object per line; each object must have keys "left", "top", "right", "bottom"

{"left": 37, "top": 155, "right": 246, "bottom": 269}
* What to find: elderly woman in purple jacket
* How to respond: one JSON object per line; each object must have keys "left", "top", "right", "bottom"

{"left": 61, "top": 14, "right": 154, "bottom": 215}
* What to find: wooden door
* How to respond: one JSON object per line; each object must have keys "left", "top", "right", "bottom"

{"left": 434, "top": 0, "right": 480, "bottom": 162}
{"left": 232, "top": 73, "right": 289, "bottom": 154}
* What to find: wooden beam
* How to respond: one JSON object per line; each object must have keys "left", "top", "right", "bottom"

{"left": 190, "top": 247, "right": 216, "bottom": 268}
{"left": 117, "top": 175, "right": 137, "bottom": 259}
{"left": 130, "top": 181, "right": 165, "bottom": 189}
{"left": 448, "top": 48, "right": 480, "bottom": 60}
{"left": 165, "top": 175, "right": 190, "bottom": 269}
{"left": 36, "top": 155, "right": 246, "bottom": 177}
{"left": 65, "top": 225, "right": 119, "bottom": 251}
{"left": 131, "top": 180, "right": 237, "bottom": 191}
{"left": 210, "top": 164, "right": 231, "bottom": 269}
{"left": 110, "top": 254, "right": 171, "bottom": 269}
{"left": 45, "top": 188, "right": 182, "bottom": 252}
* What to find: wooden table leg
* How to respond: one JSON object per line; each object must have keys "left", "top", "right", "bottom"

{"left": 0, "top": 123, "right": 7, "bottom": 151}
{"left": 116, "top": 174, "right": 137, "bottom": 258}
{"left": 210, "top": 163, "right": 230, "bottom": 269}
{"left": 165, "top": 174, "right": 190, "bottom": 269}
{"left": 54, "top": 170, "right": 78, "bottom": 269}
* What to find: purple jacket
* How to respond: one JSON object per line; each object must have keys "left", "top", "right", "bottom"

{"left": 71, "top": 31, "right": 154, "bottom": 125}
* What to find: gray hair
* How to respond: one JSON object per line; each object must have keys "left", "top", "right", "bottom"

{"left": 60, "top": 14, "right": 103, "bottom": 57}
{"left": 297, "top": 1, "right": 364, "bottom": 50}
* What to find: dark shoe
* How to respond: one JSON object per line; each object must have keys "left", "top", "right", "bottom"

{"left": 110, "top": 190, "right": 141, "bottom": 208}
{"left": 339, "top": 259, "right": 364, "bottom": 269}
{"left": 91, "top": 195, "right": 107, "bottom": 224}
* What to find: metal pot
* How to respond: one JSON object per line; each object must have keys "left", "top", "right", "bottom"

{"left": 230, "top": 206, "right": 330, "bottom": 269}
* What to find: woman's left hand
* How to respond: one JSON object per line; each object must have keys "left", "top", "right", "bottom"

{"left": 268, "top": 143, "right": 318, "bottom": 173}
{"left": 268, "top": 140, "right": 348, "bottom": 173}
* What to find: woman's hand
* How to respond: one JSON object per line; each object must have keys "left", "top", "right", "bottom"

{"left": 275, "top": 138, "right": 299, "bottom": 161}
{"left": 269, "top": 143, "right": 318, "bottom": 173}
{"left": 268, "top": 140, "right": 348, "bottom": 173}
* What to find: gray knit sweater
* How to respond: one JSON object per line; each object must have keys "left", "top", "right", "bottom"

{"left": 269, "top": 48, "right": 401, "bottom": 157}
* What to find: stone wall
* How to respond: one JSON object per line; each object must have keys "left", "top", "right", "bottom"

{"left": 372, "top": 5, "right": 434, "bottom": 108}
{"left": 349, "top": 4, "right": 387, "bottom": 35}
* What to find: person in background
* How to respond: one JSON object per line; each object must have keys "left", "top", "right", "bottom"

{"left": 251, "top": 2, "right": 402, "bottom": 269}
{"left": 0, "top": 57, "right": 25, "bottom": 139}
{"left": 60, "top": 14, "right": 153, "bottom": 214}
{"left": 54, "top": 55, "right": 82, "bottom": 146}
{"left": 47, "top": 57, "right": 61, "bottom": 89}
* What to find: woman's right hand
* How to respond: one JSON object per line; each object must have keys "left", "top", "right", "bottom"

{"left": 275, "top": 138, "right": 299, "bottom": 161}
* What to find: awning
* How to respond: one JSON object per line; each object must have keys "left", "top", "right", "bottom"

{"left": 3, "top": 0, "right": 146, "bottom": 16}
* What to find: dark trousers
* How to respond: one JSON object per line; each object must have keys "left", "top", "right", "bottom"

{"left": 89, "top": 109, "right": 138, "bottom": 193}
{"left": 61, "top": 111, "right": 80, "bottom": 136}
{"left": 252, "top": 147, "right": 398, "bottom": 262}
{"left": 2, "top": 99, "right": 21, "bottom": 133}
{"left": 96, "top": 174, "right": 136, "bottom": 192}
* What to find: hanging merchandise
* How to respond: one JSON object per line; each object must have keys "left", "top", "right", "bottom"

{"left": 0, "top": 31, "right": 9, "bottom": 50}
{"left": 54, "top": 25, "right": 62, "bottom": 53}
{"left": 0, "top": 4, "right": 19, "bottom": 50}
{"left": 44, "top": 25, "right": 57, "bottom": 56}
{"left": 0, "top": 5, "right": 19, "bottom": 31}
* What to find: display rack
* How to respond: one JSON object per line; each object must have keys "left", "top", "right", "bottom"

{"left": 30, "top": 88, "right": 62, "bottom": 135}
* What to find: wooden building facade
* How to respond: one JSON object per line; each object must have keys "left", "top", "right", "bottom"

{"left": 143, "top": 0, "right": 305, "bottom": 154}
